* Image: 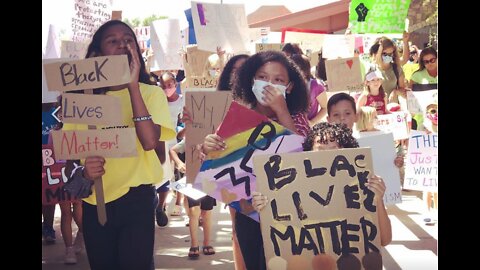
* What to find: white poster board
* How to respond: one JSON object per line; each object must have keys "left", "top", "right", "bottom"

{"left": 404, "top": 130, "right": 438, "bottom": 192}
{"left": 149, "top": 19, "right": 183, "bottom": 71}
{"left": 322, "top": 34, "right": 355, "bottom": 59}
{"left": 325, "top": 57, "right": 363, "bottom": 92}
{"left": 374, "top": 111, "right": 409, "bottom": 140}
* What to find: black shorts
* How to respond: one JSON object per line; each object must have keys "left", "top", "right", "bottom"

{"left": 187, "top": 195, "right": 216, "bottom": 210}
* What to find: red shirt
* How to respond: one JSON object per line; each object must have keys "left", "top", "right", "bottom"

{"left": 365, "top": 94, "right": 386, "bottom": 115}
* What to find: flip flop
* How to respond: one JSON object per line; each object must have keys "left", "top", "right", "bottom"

{"left": 188, "top": 246, "right": 199, "bottom": 259}
{"left": 202, "top": 245, "right": 215, "bottom": 255}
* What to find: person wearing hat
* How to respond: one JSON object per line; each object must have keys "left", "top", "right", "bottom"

{"left": 356, "top": 69, "right": 389, "bottom": 115}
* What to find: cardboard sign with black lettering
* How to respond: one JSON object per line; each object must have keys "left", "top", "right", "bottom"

{"left": 61, "top": 93, "right": 123, "bottom": 125}
{"left": 253, "top": 148, "right": 382, "bottom": 270}
{"left": 51, "top": 128, "right": 138, "bottom": 160}
{"left": 43, "top": 55, "right": 131, "bottom": 92}
{"left": 42, "top": 144, "right": 78, "bottom": 205}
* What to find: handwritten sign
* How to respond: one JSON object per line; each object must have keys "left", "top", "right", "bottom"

{"left": 322, "top": 34, "right": 355, "bottom": 59}
{"left": 193, "top": 102, "right": 305, "bottom": 221}
{"left": 61, "top": 40, "right": 89, "bottom": 60}
{"left": 134, "top": 26, "right": 150, "bottom": 51}
{"left": 254, "top": 148, "right": 381, "bottom": 270}
{"left": 374, "top": 111, "right": 409, "bottom": 140}
{"left": 406, "top": 89, "right": 438, "bottom": 115}
{"left": 43, "top": 55, "right": 131, "bottom": 92}
{"left": 191, "top": 1, "right": 250, "bottom": 53}
{"left": 255, "top": 43, "right": 285, "bottom": 53}
{"left": 51, "top": 128, "right": 137, "bottom": 160}
{"left": 61, "top": 93, "right": 122, "bottom": 125}
{"left": 149, "top": 19, "right": 183, "bottom": 71}
{"left": 185, "top": 92, "right": 233, "bottom": 184}
{"left": 404, "top": 130, "right": 438, "bottom": 192}
{"left": 183, "top": 45, "right": 213, "bottom": 78}
{"left": 282, "top": 29, "right": 326, "bottom": 53}
{"left": 70, "top": 0, "right": 112, "bottom": 42}
{"left": 186, "top": 77, "right": 218, "bottom": 89}
{"left": 349, "top": 0, "right": 412, "bottom": 34}
{"left": 325, "top": 57, "right": 363, "bottom": 92}
{"left": 357, "top": 132, "right": 402, "bottom": 204}
{"left": 42, "top": 144, "right": 78, "bottom": 205}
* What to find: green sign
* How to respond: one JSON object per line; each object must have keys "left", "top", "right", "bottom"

{"left": 349, "top": 0, "right": 412, "bottom": 34}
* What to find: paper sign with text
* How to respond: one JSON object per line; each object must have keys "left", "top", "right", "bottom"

{"left": 42, "top": 144, "right": 79, "bottom": 205}
{"left": 185, "top": 92, "right": 233, "bottom": 184}
{"left": 404, "top": 130, "right": 438, "bottom": 192}
{"left": 325, "top": 57, "right": 363, "bottom": 92}
{"left": 282, "top": 29, "right": 326, "bottom": 53}
{"left": 357, "top": 131, "right": 402, "bottom": 204}
{"left": 254, "top": 148, "right": 381, "bottom": 270}
{"left": 193, "top": 102, "right": 304, "bottom": 221}
{"left": 191, "top": 1, "right": 250, "bottom": 53}
{"left": 61, "top": 40, "right": 89, "bottom": 60}
{"left": 374, "top": 111, "right": 409, "bottom": 140}
{"left": 186, "top": 77, "right": 218, "bottom": 89}
{"left": 61, "top": 93, "right": 123, "bottom": 125}
{"left": 134, "top": 26, "right": 150, "bottom": 51}
{"left": 43, "top": 55, "right": 131, "bottom": 92}
{"left": 349, "top": 0, "right": 412, "bottom": 34}
{"left": 322, "top": 34, "right": 355, "bottom": 59}
{"left": 51, "top": 128, "right": 137, "bottom": 160}
{"left": 149, "top": 19, "right": 184, "bottom": 71}
{"left": 406, "top": 89, "right": 438, "bottom": 115}
{"left": 70, "top": 0, "right": 112, "bottom": 42}
{"left": 255, "top": 43, "right": 285, "bottom": 53}
{"left": 168, "top": 177, "right": 207, "bottom": 200}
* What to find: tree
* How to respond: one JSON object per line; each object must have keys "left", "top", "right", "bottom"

{"left": 142, "top": 14, "right": 168, "bottom": 27}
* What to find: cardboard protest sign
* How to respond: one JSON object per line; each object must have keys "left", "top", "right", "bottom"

{"left": 322, "top": 34, "right": 355, "bottom": 59}
{"left": 374, "top": 111, "right": 409, "bottom": 140}
{"left": 183, "top": 45, "right": 213, "bottom": 78}
{"left": 51, "top": 128, "right": 137, "bottom": 160}
{"left": 357, "top": 132, "right": 402, "bottom": 204}
{"left": 282, "top": 28, "right": 326, "bottom": 54}
{"left": 255, "top": 43, "right": 285, "bottom": 53}
{"left": 149, "top": 19, "right": 183, "bottom": 71}
{"left": 253, "top": 148, "right": 381, "bottom": 270}
{"left": 70, "top": 0, "right": 112, "bottom": 42}
{"left": 168, "top": 177, "right": 207, "bottom": 200}
{"left": 61, "top": 93, "right": 122, "bottom": 125}
{"left": 61, "top": 40, "right": 89, "bottom": 60}
{"left": 349, "top": 0, "right": 412, "bottom": 34}
{"left": 191, "top": 1, "right": 250, "bottom": 53}
{"left": 325, "top": 57, "right": 363, "bottom": 92}
{"left": 43, "top": 55, "right": 131, "bottom": 92}
{"left": 42, "top": 57, "right": 62, "bottom": 104}
{"left": 406, "top": 89, "right": 438, "bottom": 115}
{"left": 186, "top": 77, "right": 218, "bottom": 89}
{"left": 42, "top": 144, "right": 78, "bottom": 205}
{"left": 193, "top": 101, "right": 304, "bottom": 221}
{"left": 185, "top": 92, "right": 233, "bottom": 184}
{"left": 404, "top": 130, "right": 438, "bottom": 192}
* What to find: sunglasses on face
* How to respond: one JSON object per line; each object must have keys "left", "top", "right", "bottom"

{"left": 382, "top": 52, "right": 394, "bottom": 57}
{"left": 423, "top": 58, "right": 437, "bottom": 64}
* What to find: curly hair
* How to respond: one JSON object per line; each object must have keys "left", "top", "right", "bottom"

{"left": 303, "top": 122, "right": 359, "bottom": 151}
{"left": 217, "top": 54, "right": 249, "bottom": 91}
{"left": 232, "top": 50, "right": 309, "bottom": 114}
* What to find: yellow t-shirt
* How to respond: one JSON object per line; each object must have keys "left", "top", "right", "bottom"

{"left": 62, "top": 83, "right": 175, "bottom": 204}
{"left": 402, "top": 63, "right": 419, "bottom": 81}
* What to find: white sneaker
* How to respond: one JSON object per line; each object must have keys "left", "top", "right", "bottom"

{"left": 170, "top": 204, "right": 183, "bottom": 216}
{"left": 64, "top": 246, "right": 77, "bottom": 264}
{"left": 73, "top": 232, "right": 84, "bottom": 254}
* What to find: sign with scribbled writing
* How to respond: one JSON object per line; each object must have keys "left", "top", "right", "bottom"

{"left": 325, "top": 57, "right": 363, "bottom": 92}
{"left": 70, "top": 0, "right": 112, "bottom": 42}
{"left": 61, "top": 40, "right": 89, "bottom": 60}
{"left": 42, "top": 144, "right": 79, "bottom": 205}
{"left": 51, "top": 128, "right": 137, "bottom": 160}
{"left": 404, "top": 130, "right": 438, "bottom": 192}
{"left": 43, "top": 55, "right": 131, "bottom": 92}
{"left": 193, "top": 101, "right": 304, "bottom": 221}
{"left": 322, "top": 34, "right": 355, "bottom": 59}
{"left": 349, "top": 0, "right": 412, "bottom": 34}
{"left": 149, "top": 19, "right": 183, "bottom": 71}
{"left": 191, "top": 1, "right": 250, "bottom": 53}
{"left": 61, "top": 93, "right": 123, "bottom": 125}
{"left": 357, "top": 132, "right": 402, "bottom": 204}
{"left": 255, "top": 43, "right": 285, "bottom": 53}
{"left": 374, "top": 111, "right": 409, "bottom": 140}
{"left": 185, "top": 92, "right": 233, "bottom": 184}
{"left": 253, "top": 148, "right": 382, "bottom": 270}
{"left": 186, "top": 77, "right": 218, "bottom": 89}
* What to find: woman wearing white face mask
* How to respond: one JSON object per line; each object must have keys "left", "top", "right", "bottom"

{"left": 369, "top": 37, "right": 407, "bottom": 103}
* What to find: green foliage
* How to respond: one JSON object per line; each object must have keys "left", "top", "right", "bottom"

{"left": 122, "top": 14, "right": 168, "bottom": 28}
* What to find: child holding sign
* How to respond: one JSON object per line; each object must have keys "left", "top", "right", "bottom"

{"left": 252, "top": 122, "right": 392, "bottom": 247}
{"left": 201, "top": 50, "right": 310, "bottom": 270}
{"left": 62, "top": 20, "right": 176, "bottom": 269}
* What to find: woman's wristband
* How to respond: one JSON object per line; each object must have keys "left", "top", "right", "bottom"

{"left": 132, "top": 115, "right": 152, "bottom": 122}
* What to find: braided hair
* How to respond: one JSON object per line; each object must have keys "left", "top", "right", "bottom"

{"left": 303, "top": 122, "right": 359, "bottom": 151}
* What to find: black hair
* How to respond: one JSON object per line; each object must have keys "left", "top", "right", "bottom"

{"left": 303, "top": 122, "right": 359, "bottom": 151}
{"left": 232, "top": 50, "right": 309, "bottom": 114}
{"left": 282, "top": 43, "right": 303, "bottom": 56}
{"left": 416, "top": 47, "right": 437, "bottom": 71}
{"left": 217, "top": 54, "right": 249, "bottom": 91}
{"left": 158, "top": 71, "right": 176, "bottom": 89}
{"left": 327, "top": 92, "right": 357, "bottom": 115}
{"left": 290, "top": 53, "right": 313, "bottom": 80}
{"left": 315, "top": 51, "right": 327, "bottom": 81}
{"left": 84, "top": 20, "right": 154, "bottom": 94}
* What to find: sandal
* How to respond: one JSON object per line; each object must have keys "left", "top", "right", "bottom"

{"left": 188, "top": 246, "right": 199, "bottom": 259}
{"left": 202, "top": 245, "right": 215, "bottom": 255}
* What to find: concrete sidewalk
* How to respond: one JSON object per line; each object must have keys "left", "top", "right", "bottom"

{"left": 42, "top": 190, "right": 437, "bottom": 269}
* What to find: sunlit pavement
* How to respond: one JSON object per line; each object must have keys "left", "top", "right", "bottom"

{"left": 42, "top": 190, "right": 437, "bottom": 269}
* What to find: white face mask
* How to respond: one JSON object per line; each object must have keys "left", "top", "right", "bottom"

{"left": 209, "top": 69, "right": 217, "bottom": 77}
{"left": 251, "top": 79, "right": 288, "bottom": 105}
{"left": 382, "top": 55, "right": 393, "bottom": 64}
